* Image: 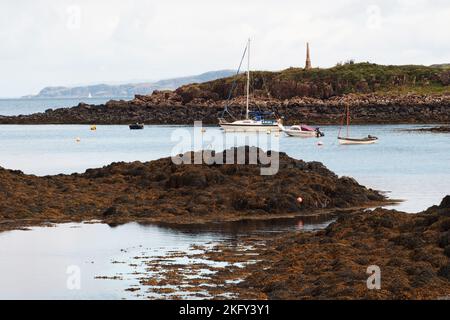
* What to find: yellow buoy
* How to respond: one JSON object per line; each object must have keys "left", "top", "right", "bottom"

{"left": 90, "top": 125, "right": 97, "bottom": 131}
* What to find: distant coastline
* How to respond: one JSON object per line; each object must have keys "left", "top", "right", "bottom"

{"left": 22, "top": 70, "right": 236, "bottom": 99}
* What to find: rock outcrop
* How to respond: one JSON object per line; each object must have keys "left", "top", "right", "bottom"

{"left": 0, "top": 147, "right": 385, "bottom": 231}
{"left": 404, "top": 125, "right": 450, "bottom": 133}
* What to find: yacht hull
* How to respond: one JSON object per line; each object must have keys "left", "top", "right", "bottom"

{"left": 220, "top": 123, "right": 281, "bottom": 132}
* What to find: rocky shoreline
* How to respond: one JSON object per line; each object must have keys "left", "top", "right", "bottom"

{"left": 235, "top": 197, "right": 450, "bottom": 299}
{"left": 0, "top": 147, "right": 386, "bottom": 233}
{"left": 0, "top": 92, "right": 449, "bottom": 125}
{"left": 403, "top": 125, "right": 450, "bottom": 133}
{"left": 127, "top": 197, "right": 450, "bottom": 299}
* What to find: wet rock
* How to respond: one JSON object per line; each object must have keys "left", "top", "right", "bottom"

{"left": 235, "top": 197, "right": 450, "bottom": 299}
{"left": 406, "top": 126, "right": 450, "bottom": 134}
{"left": 0, "top": 147, "right": 387, "bottom": 229}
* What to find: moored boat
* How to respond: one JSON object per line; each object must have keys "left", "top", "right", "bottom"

{"left": 338, "top": 105, "right": 378, "bottom": 145}
{"left": 219, "top": 111, "right": 280, "bottom": 132}
{"left": 338, "top": 135, "right": 378, "bottom": 145}
{"left": 218, "top": 39, "right": 281, "bottom": 133}
{"left": 278, "top": 122, "right": 324, "bottom": 137}
{"left": 129, "top": 123, "right": 144, "bottom": 130}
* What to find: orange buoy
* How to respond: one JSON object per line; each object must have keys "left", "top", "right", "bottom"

{"left": 297, "top": 197, "right": 303, "bottom": 204}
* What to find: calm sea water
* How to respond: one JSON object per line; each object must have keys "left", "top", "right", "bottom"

{"left": 0, "top": 97, "right": 126, "bottom": 116}
{"left": 0, "top": 123, "right": 448, "bottom": 299}
{"left": 0, "top": 217, "right": 329, "bottom": 300}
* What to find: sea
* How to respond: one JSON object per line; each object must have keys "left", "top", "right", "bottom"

{"left": 0, "top": 97, "right": 128, "bottom": 116}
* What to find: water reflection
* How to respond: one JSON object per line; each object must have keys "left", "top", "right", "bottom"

{"left": 0, "top": 215, "right": 333, "bottom": 300}
{"left": 154, "top": 213, "right": 335, "bottom": 235}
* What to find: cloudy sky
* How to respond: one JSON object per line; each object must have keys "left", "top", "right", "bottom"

{"left": 0, "top": 0, "right": 449, "bottom": 97}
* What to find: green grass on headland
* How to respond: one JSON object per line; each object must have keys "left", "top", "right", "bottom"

{"left": 176, "top": 63, "right": 450, "bottom": 101}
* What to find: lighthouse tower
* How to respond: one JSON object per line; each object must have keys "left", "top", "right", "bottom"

{"left": 305, "top": 42, "right": 312, "bottom": 70}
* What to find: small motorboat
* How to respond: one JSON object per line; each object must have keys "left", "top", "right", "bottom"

{"left": 129, "top": 123, "right": 144, "bottom": 130}
{"left": 278, "top": 122, "right": 324, "bottom": 138}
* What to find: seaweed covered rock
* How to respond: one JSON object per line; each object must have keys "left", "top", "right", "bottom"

{"left": 0, "top": 147, "right": 385, "bottom": 229}
{"left": 236, "top": 197, "right": 450, "bottom": 299}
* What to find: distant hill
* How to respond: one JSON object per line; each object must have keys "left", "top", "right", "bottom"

{"left": 26, "top": 70, "right": 236, "bottom": 99}
{"left": 430, "top": 64, "right": 450, "bottom": 69}
{"left": 174, "top": 63, "right": 450, "bottom": 102}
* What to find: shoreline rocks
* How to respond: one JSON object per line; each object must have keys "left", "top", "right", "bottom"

{"left": 190, "top": 196, "right": 450, "bottom": 299}
{"left": 118, "top": 196, "right": 450, "bottom": 300}
{"left": 402, "top": 125, "right": 450, "bottom": 133}
{"left": 0, "top": 92, "right": 449, "bottom": 125}
{"left": 0, "top": 147, "right": 385, "bottom": 232}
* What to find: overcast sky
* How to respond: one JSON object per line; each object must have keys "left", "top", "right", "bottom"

{"left": 0, "top": 0, "right": 449, "bottom": 97}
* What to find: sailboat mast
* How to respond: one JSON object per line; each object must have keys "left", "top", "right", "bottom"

{"left": 246, "top": 39, "right": 250, "bottom": 120}
{"left": 346, "top": 105, "right": 350, "bottom": 137}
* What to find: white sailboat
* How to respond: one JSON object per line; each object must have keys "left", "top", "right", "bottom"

{"left": 338, "top": 105, "right": 378, "bottom": 145}
{"left": 219, "top": 39, "right": 281, "bottom": 132}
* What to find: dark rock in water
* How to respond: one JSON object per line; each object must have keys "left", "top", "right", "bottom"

{"left": 0, "top": 147, "right": 386, "bottom": 228}
{"left": 405, "top": 126, "right": 450, "bottom": 134}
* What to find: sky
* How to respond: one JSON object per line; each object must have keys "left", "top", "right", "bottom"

{"left": 0, "top": 0, "right": 449, "bottom": 97}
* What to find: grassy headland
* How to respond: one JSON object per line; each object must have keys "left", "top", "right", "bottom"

{"left": 174, "top": 63, "right": 450, "bottom": 102}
